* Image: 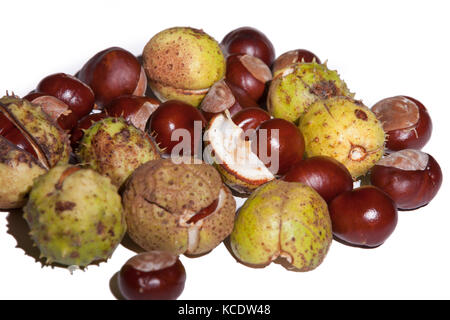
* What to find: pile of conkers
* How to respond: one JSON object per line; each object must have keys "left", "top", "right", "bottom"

{"left": 0, "top": 26, "right": 442, "bottom": 300}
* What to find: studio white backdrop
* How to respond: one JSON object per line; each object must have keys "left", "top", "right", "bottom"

{"left": 0, "top": 0, "right": 449, "bottom": 299}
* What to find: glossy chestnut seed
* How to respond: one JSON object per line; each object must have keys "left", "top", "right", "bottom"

{"left": 0, "top": 112, "right": 38, "bottom": 158}
{"left": 282, "top": 156, "right": 353, "bottom": 203}
{"left": 36, "top": 73, "right": 95, "bottom": 119}
{"left": 201, "top": 80, "right": 259, "bottom": 122}
{"left": 105, "top": 95, "right": 160, "bottom": 131}
{"left": 148, "top": 100, "right": 206, "bottom": 156}
{"left": 69, "top": 112, "right": 107, "bottom": 149}
{"left": 232, "top": 107, "right": 270, "bottom": 133}
{"left": 371, "top": 96, "right": 432, "bottom": 151}
{"left": 256, "top": 118, "right": 305, "bottom": 175}
{"left": 370, "top": 149, "right": 442, "bottom": 210}
{"left": 78, "top": 47, "right": 146, "bottom": 107}
{"left": 272, "top": 49, "right": 321, "bottom": 75}
{"left": 221, "top": 26, "right": 275, "bottom": 67}
{"left": 225, "top": 54, "right": 272, "bottom": 102}
{"left": 329, "top": 186, "right": 398, "bottom": 248}
{"left": 118, "top": 251, "right": 186, "bottom": 300}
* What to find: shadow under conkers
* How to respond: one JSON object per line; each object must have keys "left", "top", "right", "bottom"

{"left": 6, "top": 208, "right": 105, "bottom": 270}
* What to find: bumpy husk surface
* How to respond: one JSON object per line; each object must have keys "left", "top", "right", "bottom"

{"left": 24, "top": 165, "right": 125, "bottom": 267}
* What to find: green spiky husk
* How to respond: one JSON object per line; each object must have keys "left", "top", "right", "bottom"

{"left": 24, "top": 165, "right": 126, "bottom": 267}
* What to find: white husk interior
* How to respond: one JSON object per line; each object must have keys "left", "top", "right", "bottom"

{"left": 206, "top": 113, "right": 274, "bottom": 181}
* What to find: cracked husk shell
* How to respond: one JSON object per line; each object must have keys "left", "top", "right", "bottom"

{"left": 205, "top": 113, "right": 275, "bottom": 196}
{"left": 143, "top": 27, "right": 226, "bottom": 106}
{"left": 0, "top": 96, "right": 71, "bottom": 209}
{"left": 123, "top": 159, "right": 236, "bottom": 256}
{"left": 77, "top": 117, "right": 160, "bottom": 187}
{"left": 230, "top": 180, "right": 332, "bottom": 272}
{"left": 23, "top": 165, "right": 126, "bottom": 267}
{"left": 267, "top": 62, "right": 352, "bottom": 123}
{"left": 299, "top": 97, "right": 385, "bottom": 179}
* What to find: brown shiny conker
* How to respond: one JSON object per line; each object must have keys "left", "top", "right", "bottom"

{"left": 272, "top": 49, "right": 321, "bottom": 75}
{"left": 329, "top": 186, "right": 398, "bottom": 248}
{"left": 282, "top": 156, "right": 353, "bottom": 203}
{"left": 36, "top": 73, "right": 95, "bottom": 119}
{"left": 105, "top": 95, "right": 160, "bottom": 131}
{"left": 77, "top": 47, "right": 147, "bottom": 107}
{"left": 225, "top": 54, "right": 272, "bottom": 102}
{"left": 255, "top": 118, "right": 305, "bottom": 175}
{"left": 200, "top": 80, "right": 259, "bottom": 121}
{"left": 232, "top": 107, "right": 271, "bottom": 133}
{"left": 148, "top": 100, "right": 206, "bottom": 156}
{"left": 221, "top": 26, "right": 275, "bottom": 67}
{"left": 118, "top": 251, "right": 186, "bottom": 300}
{"left": 370, "top": 149, "right": 442, "bottom": 210}
{"left": 371, "top": 96, "right": 432, "bottom": 151}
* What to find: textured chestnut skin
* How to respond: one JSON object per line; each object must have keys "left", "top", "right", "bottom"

{"left": 372, "top": 96, "right": 432, "bottom": 151}
{"left": 70, "top": 112, "right": 107, "bottom": 149}
{"left": 329, "top": 186, "right": 398, "bottom": 248}
{"left": 256, "top": 118, "right": 305, "bottom": 175}
{"left": 221, "top": 27, "right": 275, "bottom": 67}
{"left": 232, "top": 107, "right": 271, "bottom": 133}
{"left": 226, "top": 54, "right": 267, "bottom": 102}
{"left": 118, "top": 254, "right": 186, "bottom": 300}
{"left": 36, "top": 73, "right": 95, "bottom": 119}
{"left": 78, "top": 47, "right": 143, "bottom": 107}
{"left": 370, "top": 153, "right": 442, "bottom": 210}
{"left": 282, "top": 156, "right": 353, "bottom": 203}
{"left": 148, "top": 100, "right": 206, "bottom": 156}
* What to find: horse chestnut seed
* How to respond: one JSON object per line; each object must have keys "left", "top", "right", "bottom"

{"left": 225, "top": 54, "right": 272, "bottom": 102}
{"left": 282, "top": 156, "right": 353, "bottom": 203}
{"left": 78, "top": 47, "right": 147, "bottom": 107}
{"left": 232, "top": 107, "right": 271, "bottom": 133}
{"left": 118, "top": 251, "right": 186, "bottom": 300}
{"left": 148, "top": 100, "right": 206, "bottom": 156}
{"left": 370, "top": 149, "right": 442, "bottom": 210}
{"left": 200, "top": 80, "right": 259, "bottom": 121}
{"left": 256, "top": 118, "right": 305, "bottom": 175}
{"left": 105, "top": 95, "right": 160, "bottom": 131}
{"left": 221, "top": 26, "right": 275, "bottom": 67}
{"left": 371, "top": 96, "right": 432, "bottom": 151}
{"left": 272, "top": 49, "right": 321, "bottom": 75}
{"left": 329, "top": 186, "right": 398, "bottom": 248}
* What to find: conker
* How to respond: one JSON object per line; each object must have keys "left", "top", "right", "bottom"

{"left": 148, "top": 100, "right": 206, "bottom": 156}
{"left": 118, "top": 251, "right": 186, "bottom": 300}
{"left": 225, "top": 54, "right": 272, "bottom": 102}
{"left": 105, "top": 95, "right": 160, "bottom": 131}
{"left": 78, "top": 47, "right": 146, "bottom": 107}
{"left": 200, "top": 80, "right": 259, "bottom": 121}
{"left": 69, "top": 112, "right": 108, "bottom": 149}
{"left": 272, "top": 49, "right": 321, "bottom": 76}
{"left": 282, "top": 156, "right": 353, "bottom": 203}
{"left": 221, "top": 27, "right": 275, "bottom": 67}
{"left": 0, "top": 111, "right": 38, "bottom": 158}
{"left": 370, "top": 149, "right": 442, "bottom": 210}
{"left": 371, "top": 96, "right": 432, "bottom": 151}
{"left": 255, "top": 118, "right": 305, "bottom": 175}
{"left": 35, "top": 73, "right": 95, "bottom": 119}
{"left": 329, "top": 186, "right": 398, "bottom": 248}
{"left": 231, "top": 107, "right": 271, "bottom": 133}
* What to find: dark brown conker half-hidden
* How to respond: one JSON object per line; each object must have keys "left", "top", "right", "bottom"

{"left": 370, "top": 149, "right": 442, "bottom": 210}
{"left": 371, "top": 95, "right": 432, "bottom": 151}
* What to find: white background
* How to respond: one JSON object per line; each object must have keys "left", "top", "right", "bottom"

{"left": 0, "top": 0, "right": 449, "bottom": 300}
